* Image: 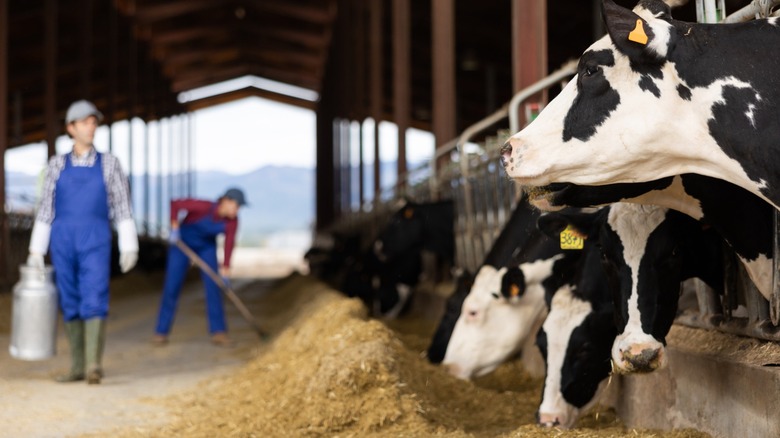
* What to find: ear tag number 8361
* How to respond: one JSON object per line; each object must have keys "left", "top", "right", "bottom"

{"left": 560, "top": 225, "right": 585, "bottom": 250}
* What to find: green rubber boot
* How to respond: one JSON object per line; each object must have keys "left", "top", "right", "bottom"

{"left": 84, "top": 318, "right": 106, "bottom": 385}
{"left": 56, "top": 320, "right": 85, "bottom": 383}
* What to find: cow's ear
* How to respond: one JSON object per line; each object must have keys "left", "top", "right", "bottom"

{"left": 537, "top": 213, "right": 571, "bottom": 239}
{"left": 501, "top": 267, "right": 526, "bottom": 300}
{"left": 602, "top": 0, "right": 666, "bottom": 62}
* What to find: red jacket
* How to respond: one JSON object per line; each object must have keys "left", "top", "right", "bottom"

{"left": 170, "top": 199, "right": 238, "bottom": 267}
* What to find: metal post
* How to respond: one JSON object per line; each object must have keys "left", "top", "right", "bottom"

{"left": 772, "top": 209, "right": 780, "bottom": 325}
{"left": 0, "top": 0, "right": 9, "bottom": 286}
{"left": 45, "top": 0, "right": 58, "bottom": 158}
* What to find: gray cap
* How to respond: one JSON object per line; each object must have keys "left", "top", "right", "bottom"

{"left": 222, "top": 188, "right": 248, "bottom": 206}
{"left": 66, "top": 99, "right": 104, "bottom": 124}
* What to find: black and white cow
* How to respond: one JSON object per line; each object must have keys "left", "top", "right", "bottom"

{"left": 501, "top": 0, "right": 780, "bottom": 211}
{"left": 529, "top": 173, "right": 774, "bottom": 299}
{"left": 426, "top": 198, "right": 560, "bottom": 377}
{"left": 534, "top": 202, "right": 724, "bottom": 427}
{"left": 534, "top": 211, "right": 616, "bottom": 428}
{"left": 541, "top": 203, "right": 724, "bottom": 374}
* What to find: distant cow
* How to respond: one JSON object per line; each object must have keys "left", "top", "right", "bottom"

{"left": 501, "top": 0, "right": 780, "bottom": 211}
{"left": 529, "top": 173, "right": 773, "bottom": 299}
{"left": 374, "top": 199, "right": 455, "bottom": 268}
{"left": 341, "top": 199, "right": 455, "bottom": 319}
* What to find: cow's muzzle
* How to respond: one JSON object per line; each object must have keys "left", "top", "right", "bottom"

{"left": 499, "top": 140, "right": 513, "bottom": 168}
{"left": 616, "top": 344, "right": 666, "bottom": 374}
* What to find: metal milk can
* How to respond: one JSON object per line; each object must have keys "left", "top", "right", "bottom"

{"left": 9, "top": 265, "right": 58, "bottom": 361}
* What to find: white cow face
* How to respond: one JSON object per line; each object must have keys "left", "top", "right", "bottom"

{"left": 602, "top": 203, "right": 678, "bottom": 374}
{"left": 442, "top": 265, "right": 546, "bottom": 380}
{"left": 537, "top": 287, "right": 614, "bottom": 429}
{"left": 501, "top": 0, "right": 761, "bottom": 197}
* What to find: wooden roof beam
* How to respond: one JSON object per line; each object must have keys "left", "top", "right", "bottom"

{"left": 244, "top": 0, "right": 334, "bottom": 25}
{"left": 131, "top": 0, "right": 226, "bottom": 23}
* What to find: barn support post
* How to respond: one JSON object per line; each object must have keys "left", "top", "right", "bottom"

{"left": 431, "top": 0, "right": 456, "bottom": 179}
{"left": 511, "top": 0, "right": 548, "bottom": 128}
{"left": 80, "top": 0, "right": 93, "bottom": 100}
{"left": 772, "top": 209, "right": 780, "bottom": 325}
{"left": 392, "top": 0, "right": 411, "bottom": 195}
{"left": 127, "top": 26, "right": 137, "bottom": 197}
{"left": 369, "top": 0, "right": 383, "bottom": 207}
{"left": 45, "top": 0, "right": 58, "bottom": 158}
{"left": 143, "top": 120, "right": 150, "bottom": 235}
{"left": 0, "top": 0, "right": 9, "bottom": 287}
{"left": 108, "top": 0, "right": 117, "bottom": 153}
{"left": 157, "top": 119, "right": 163, "bottom": 236}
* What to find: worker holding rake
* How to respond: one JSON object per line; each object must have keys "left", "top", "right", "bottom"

{"left": 152, "top": 188, "right": 247, "bottom": 347}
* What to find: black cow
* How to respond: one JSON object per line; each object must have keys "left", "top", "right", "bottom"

{"left": 502, "top": 0, "right": 780, "bottom": 212}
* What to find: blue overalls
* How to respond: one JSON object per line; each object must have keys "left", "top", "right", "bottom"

{"left": 155, "top": 204, "right": 228, "bottom": 335}
{"left": 49, "top": 153, "right": 112, "bottom": 321}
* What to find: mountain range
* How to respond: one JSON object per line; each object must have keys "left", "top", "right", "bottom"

{"left": 6, "top": 165, "right": 315, "bottom": 247}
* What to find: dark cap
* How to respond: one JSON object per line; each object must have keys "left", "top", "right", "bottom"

{"left": 66, "top": 99, "right": 104, "bottom": 124}
{"left": 222, "top": 188, "right": 247, "bottom": 206}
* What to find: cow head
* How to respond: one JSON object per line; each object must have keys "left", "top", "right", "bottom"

{"left": 603, "top": 203, "right": 722, "bottom": 373}
{"left": 538, "top": 203, "right": 720, "bottom": 374}
{"left": 501, "top": 0, "right": 755, "bottom": 193}
{"left": 374, "top": 200, "right": 425, "bottom": 262}
{"left": 442, "top": 264, "right": 547, "bottom": 380}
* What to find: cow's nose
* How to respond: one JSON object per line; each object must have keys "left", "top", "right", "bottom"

{"left": 499, "top": 140, "right": 513, "bottom": 167}
{"left": 537, "top": 413, "right": 561, "bottom": 428}
{"left": 619, "top": 345, "right": 664, "bottom": 373}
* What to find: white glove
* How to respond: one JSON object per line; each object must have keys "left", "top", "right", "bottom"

{"left": 27, "top": 253, "right": 45, "bottom": 269}
{"left": 117, "top": 218, "right": 139, "bottom": 253}
{"left": 29, "top": 221, "right": 51, "bottom": 256}
{"left": 119, "top": 251, "right": 138, "bottom": 273}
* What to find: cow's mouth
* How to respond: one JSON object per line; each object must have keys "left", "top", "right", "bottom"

{"left": 524, "top": 183, "right": 570, "bottom": 211}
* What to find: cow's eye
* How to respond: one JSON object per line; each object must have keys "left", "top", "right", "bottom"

{"left": 584, "top": 66, "right": 600, "bottom": 77}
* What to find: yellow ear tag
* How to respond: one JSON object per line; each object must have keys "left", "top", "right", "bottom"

{"left": 510, "top": 284, "right": 520, "bottom": 298}
{"left": 628, "top": 19, "right": 649, "bottom": 45}
{"left": 404, "top": 208, "right": 414, "bottom": 219}
{"left": 560, "top": 225, "right": 585, "bottom": 250}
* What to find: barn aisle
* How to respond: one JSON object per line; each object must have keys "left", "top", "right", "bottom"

{"left": 0, "top": 268, "right": 713, "bottom": 437}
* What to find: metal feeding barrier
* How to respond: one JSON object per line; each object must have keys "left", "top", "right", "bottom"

{"left": 333, "top": 30, "right": 780, "bottom": 342}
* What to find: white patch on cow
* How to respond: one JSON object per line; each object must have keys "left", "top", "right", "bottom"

{"left": 520, "top": 254, "right": 564, "bottom": 284}
{"left": 442, "top": 264, "right": 547, "bottom": 380}
{"left": 607, "top": 204, "right": 666, "bottom": 335}
{"left": 746, "top": 103, "right": 757, "bottom": 127}
{"left": 768, "top": 17, "right": 779, "bottom": 26}
{"left": 382, "top": 284, "right": 411, "bottom": 319}
{"left": 538, "top": 287, "right": 594, "bottom": 429}
{"left": 633, "top": 5, "right": 672, "bottom": 58}
{"left": 505, "top": 33, "right": 780, "bottom": 211}
{"left": 739, "top": 253, "right": 773, "bottom": 300}
{"left": 607, "top": 203, "right": 669, "bottom": 372}
{"left": 626, "top": 175, "right": 703, "bottom": 220}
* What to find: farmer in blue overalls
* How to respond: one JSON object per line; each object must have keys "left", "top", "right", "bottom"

{"left": 27, "top": 99, "right": 138, "bottom": 384}
{"left": 152, "top": 188, "right": 245, "bottom": 347}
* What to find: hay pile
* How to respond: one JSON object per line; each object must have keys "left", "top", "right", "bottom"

{"left": 109, "top": 275, "right": 709, "bottom": 437}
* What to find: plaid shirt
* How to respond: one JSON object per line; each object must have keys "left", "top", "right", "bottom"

{"left": 35, "top": 148, "right": 133, "bottom": 224}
